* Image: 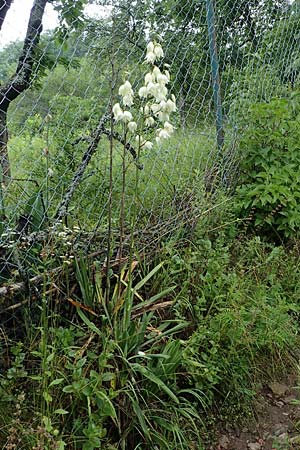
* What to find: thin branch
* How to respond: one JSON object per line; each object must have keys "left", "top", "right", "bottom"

{"left": 131, "top": 301, "right": 174, "bottom": 319}
{"left": 0, "top": 267, "right": 62, "bottom": 302}
{"left": 102, "top": 128, "right": 143, "bottom": 168}
{"left": 72, "top": 128, "right": 142, "bottom": 166}
{"left": 55, "top": 115, "right": 143, "bottom": 223}
{"left": 55, "top": 114, "right": 109, "bottom": 222}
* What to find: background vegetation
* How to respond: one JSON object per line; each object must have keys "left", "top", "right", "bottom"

{"left": 1, "top": 0, "right": 300, "bottom": 449}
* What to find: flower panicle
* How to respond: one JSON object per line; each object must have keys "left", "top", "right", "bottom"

{"left": 112, "top": 39, "right": 176, "bottom": 150}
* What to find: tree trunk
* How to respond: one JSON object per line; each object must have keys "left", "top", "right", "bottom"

{"left": 0, "top": 0, "right": 14, "bottom": 31}
{"left": 0, "top": 0, "right": 47, "bottom": 184}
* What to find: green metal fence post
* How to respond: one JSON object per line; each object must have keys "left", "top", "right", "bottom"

{"left": 206, "top": 0, "right": 224, "bottom": 151}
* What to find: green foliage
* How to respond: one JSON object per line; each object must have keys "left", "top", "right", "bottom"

{"left": 224, "top": 65, "right": 286, "bottom": 120}
{"left": 235, "top": 93, "right": 300, "bottom": 239}
{"left": 0, "top": 261, "right": 204, "bottom": 450}
{"left": 2, "top": 218, "right": 300, "bottom": 447}
{"left": 2, "top": 0, "right": 300, "bottom": 446}
{"left": 157, "top": 233, "right": 300, "bottom": 407}
{"left": 262, "top": 12, "right": 300, "bottom": 86}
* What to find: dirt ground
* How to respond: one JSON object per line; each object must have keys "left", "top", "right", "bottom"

{"left": 211, "top": 376, "right": 300, "bottom": 450}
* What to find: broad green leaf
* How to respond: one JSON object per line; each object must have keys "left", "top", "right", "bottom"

{"left": 49, "top": 378, "right": 64, "bottom": 388}
{"left": 96, "top": 391, "right": 117, "bottom": 419}
{"left": 77, "top": 309, "right": 101, "bottom": 337}
{"left": 54, "top": 409, "right": 69, "bottom": 415}
{"left": 131, "top": 363, "right": 179, "bottom": 404}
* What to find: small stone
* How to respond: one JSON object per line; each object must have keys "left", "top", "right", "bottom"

{"left": 268, "top": 382, "right": 289, "bottom": 397}
{"left": 274, "top": 400, "right": 285, "bottom": 407}
{"left": 242, "top": 427, "right": 249, "bottom": 433}
{"left": 247, "top": 442, "right": 262, "bottom": 450}
{"left": 219, "top": 435, "right": 230, "bottom": 449}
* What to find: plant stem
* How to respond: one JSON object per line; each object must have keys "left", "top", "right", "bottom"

{"left": 106, "top": 45, "right": 116, "bottom": 307}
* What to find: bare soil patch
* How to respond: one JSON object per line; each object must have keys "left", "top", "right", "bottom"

{"left": 212, "top": 375, "right": 300, "bottom": 450}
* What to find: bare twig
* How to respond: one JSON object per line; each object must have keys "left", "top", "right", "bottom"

{"left": 56, "top": 115, "right": 143, "bottom": 222}
{"left": 72, "top": 128, "right": 143, "bottom": 165}
{"left": 0, "top": 267, "right": 63, "bottom": 302}
{"left": 131, "top": 301, "right": 174, "bottom": 319}
{"left": 55, "top": 113, "right": 110, "bottom": 222}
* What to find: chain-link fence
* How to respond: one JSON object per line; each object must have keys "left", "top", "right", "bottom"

{"left": 0, "top": 0, "right": 299, "bottom": 295}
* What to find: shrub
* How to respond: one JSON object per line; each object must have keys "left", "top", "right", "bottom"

{"left": 235, "top": 92, "right": 300, "bottom": 239}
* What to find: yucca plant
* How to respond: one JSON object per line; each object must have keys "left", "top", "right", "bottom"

{"left": 50, "top": 257, "right": 206, "bottom": 449}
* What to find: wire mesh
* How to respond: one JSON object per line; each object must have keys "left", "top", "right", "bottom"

{"left": 0, "top": 0, "right": 299, "bottom": 300}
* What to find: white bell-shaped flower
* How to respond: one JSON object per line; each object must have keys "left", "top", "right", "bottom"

{"left": 157, "top": 128, "right": 170, "bottom": 140}
{"left": 164, "top": 121, "right": 175, "bottom": 135}
{"left": 145, "top": 51, "right": 156, "bottom": 64}
{"left": 147, "top": 41, "right": 155, "bottom": 53}
{"left": 165, "top": 98, "right": 177, "bottom": 113}
{"left": 127, "top": 121, "right": 137, "bottom": 133}
{"left": 119, "top": 80, "right": 133, "bottom": 97}
{"left": 138, "top": 86, "right": 148, "bottom": 98}
{"left": 122, "top": 111, "right": 133, "bottom": 122}
{"left": 157, "top": 73, "right": 169, "bottom": 85}
{"left": 123, "top": 94, "right": 134, "bottom": 107}
{"left": 158, "top": 111, "right": 170, "bottom": 123}
{"left": 143, "top": 141, "right": 153, "bottom": 150}
{"left": 152, "top": 66, "right": 161, "bottom": 80}
{"left": 154, "top": 43, "right": 164, "bottom": 59}
{"left": 145, "top": 116, "right": 155, "bottom": 127}
{"left": 151, "top": 103, "right": 160, "bottom": 115}
{"left": 145, "top": 72, "right": 153, "bottom": 85}
{"left": 113, "top": 103, "right": 124, "bottom": 121}
{"left": 119, "top": 80, "right": 134, "bottom": 107}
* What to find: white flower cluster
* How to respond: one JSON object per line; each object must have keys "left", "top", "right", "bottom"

{"left": 112, "top": 40, "right": 177, "bottom": 149}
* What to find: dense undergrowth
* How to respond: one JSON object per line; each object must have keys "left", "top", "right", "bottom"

{"left": 1, "top": 48, "right": 300, "bottom": 450}
{"left": 1, "top": 209, "right": 300, "bottom": 449}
